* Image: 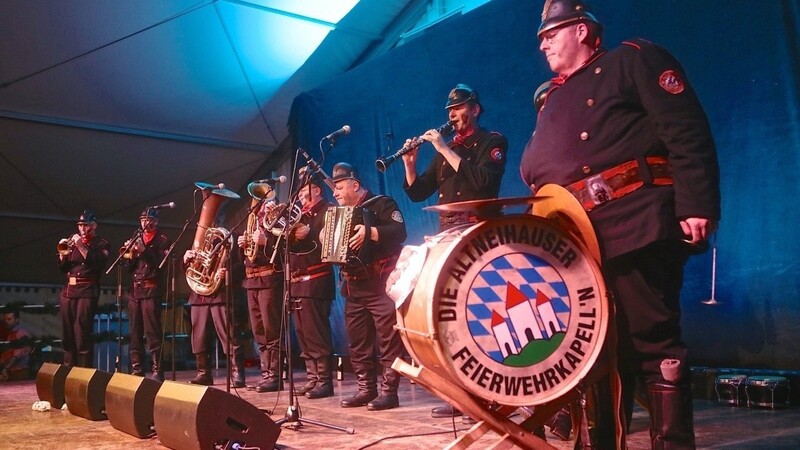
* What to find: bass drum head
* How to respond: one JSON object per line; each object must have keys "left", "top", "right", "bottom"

{"left": 400, "top": 214, "right": 607, "bottom": 406}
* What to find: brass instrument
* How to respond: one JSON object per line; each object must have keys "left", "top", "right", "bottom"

{"left": 243, "top": 181, "right": 277, "bottom": 262}
{"left": 264, "top": 202, "right": 303, "bottom": 237}
{"left": 375, "top": 121, "right": 456, "bottom": 172}
{"left": 185, "top": 186, "right": 240, "bottom": 296}
{"left": 119, "top": 237, "right": 145, "bottom": 259}
{"left": 58, "top": 234, "right": 79, "bottom": 256}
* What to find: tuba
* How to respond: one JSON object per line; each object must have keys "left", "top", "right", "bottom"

{"left": 185, "top": 187, "right": 240, "bottom": 296}
{"left": 243, "top": 181, "right": 276, "bottom": 262}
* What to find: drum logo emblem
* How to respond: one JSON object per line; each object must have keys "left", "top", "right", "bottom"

{"left": 434, "top": 216, "right": 606, "bottom": 405}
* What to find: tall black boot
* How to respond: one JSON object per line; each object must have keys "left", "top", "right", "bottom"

{"left": 647, "top": 383, "right": 696, "bottom": 450}
{"left": 367, "top": 367, "right": 400, "bottom": 411}
{"left": 189, "top": 353, "right": 213, "bottom": 385}
{"left": 295, "top": 358, "right": 318, "bottom": 395}
{"left": 306, "top": 356, "right": 333, "bottom": 399}
{"left": 149, "top": 350, "right": 164, "bottom": 381}
{"left": 340, "top": 368, "right": 377, "bottom": 408}
{"left": 256, "top": 349, "right": 281, "bottom": 392}
{"left": 130, "top": 350, "right": 144, "bottom": 376}
{"left": 574, "top": 382, "right": 616, "bottom": 450}
{"left": 230, "top": 352, "right": 246, "bottom": 388}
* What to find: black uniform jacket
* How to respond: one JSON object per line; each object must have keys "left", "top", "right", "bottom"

{"left": 404, "top": 127, "right": 507, "bottom": 204}
{"left": 288, "top": 199, "right": 335, "bottom": 299}
{"left": 128, "top": 231, "right": 171, "bottom": 300}
{"left": 341, "top": 191, "right": 407, "bottom": 277}
{"left": 521, "top": 39, "right": 721, "bottom": 260}
{"left": 241, "top": 226, "right": 283, "bottom": 290}
{"left": 59, "top": 236, "right": 110, "bottom": 298}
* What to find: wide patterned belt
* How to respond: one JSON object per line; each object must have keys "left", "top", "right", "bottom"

{"left": 133, "top": 279, "right": 158, "bottom": 289}
{"left": 566, "top": 156, "right": 673, "bottom": 212}
{"left": 68, "top": 276, "right": 97, "bottom": 285}
{"left": 246, "top": 265, "right": 276, "bottom": 278}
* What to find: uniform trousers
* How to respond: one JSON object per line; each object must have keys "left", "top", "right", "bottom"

{"left": 128, "top": 297, "right": 162, "bottom": 355}
{"left": 293, "top": 297, "right": 333, "bottom": 360}
{"left": 343, "top": 277, "right": 403, "bottom": 374}
{"left": 59, "top": 294, "right": 97, "bottom": 367}
{"left": 246, "top": 286, "right": 283, "bottom": 355}
{"left": 190, "top": 303, "right": 240, "bottom": 356}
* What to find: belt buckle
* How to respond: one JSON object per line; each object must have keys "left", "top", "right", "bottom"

{"left": 586, "top": 174, "right": 612, "bottom": 207}
{"left": 68, "top": 276, "right": 77, "bottom": 286}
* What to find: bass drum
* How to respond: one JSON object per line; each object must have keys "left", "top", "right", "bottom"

{"left": 395, "top": 211, "right": 607, "bottom": 406}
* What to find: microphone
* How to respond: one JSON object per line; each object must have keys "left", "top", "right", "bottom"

{"left": 256, "top": 175, "right": 287, "bottom": 185}
{"left": 324, "top": 125, "right": 351, "bottom": 141}
{"left": 194, "top": 182, "right": 225, "bottom": 190}
{"left": 301, "top": 149, "right": 336, "bottom": 190}
{"left": 148, "top": 202, "right": 175, "bottom": 210}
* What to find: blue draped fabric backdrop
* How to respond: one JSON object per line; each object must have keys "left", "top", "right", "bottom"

{"left": 288, "top": 0, "right": 800, "bottom": 370}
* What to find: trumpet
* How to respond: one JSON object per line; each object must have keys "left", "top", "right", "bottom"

{"left": 58, "top": 234, "right": 79, "bottom": 256}
{"left": 375, "top": 121, "right": 456, "bottom": 173}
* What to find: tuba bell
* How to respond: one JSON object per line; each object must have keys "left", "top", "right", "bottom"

{"left": 243, "top": 181, "right": 276, "bottom": 262}
{"left": 185, "top": 186, "right": 240, "bottom": 296}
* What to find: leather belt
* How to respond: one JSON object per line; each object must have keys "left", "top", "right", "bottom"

{"left": 68, "top": 276, "right": 97, "bottom": 286}
{"left": 291, "top": 263, "right": 331, "bottom": 283}
{"left": 246, "top": 265, "right": 276, "bottom": 278}
{"left": 566, "top": 156, "right": 673, "bottom": 212}
{"left": 133, "top": 279, "right": 158, "bottom": 289}
{"left": 342, "top": 256, "right": 397, "bottom": 281}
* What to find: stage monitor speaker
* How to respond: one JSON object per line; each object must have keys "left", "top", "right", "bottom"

{"left": 64, "top": 367, "right": 113, "bottom": 421}
{"left": 153, "top": 381, "right": 281, "bottom": 450}
{"left": 36, "top": 362, "right": 72, "bottom": 409}
{"left": 106, "top": 373, "right": 163, "bottom": 438}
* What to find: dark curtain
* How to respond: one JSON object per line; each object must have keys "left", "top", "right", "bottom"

{"left": 288, "top": 0, "right": 800, "bottom": 369}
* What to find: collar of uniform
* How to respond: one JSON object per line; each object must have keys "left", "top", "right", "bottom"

{"left": 355, "top": 190, "right": 371, "bottom": 207}
{"left": 551, "top": 48, "right": 607, "bottom": 86}
{"left": 450, "top": 127, "right": 484, "bottom": 148}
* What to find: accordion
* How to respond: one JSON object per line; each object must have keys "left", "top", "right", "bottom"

{"left": 320, "top": 206, "right": 372, "bottom": 264}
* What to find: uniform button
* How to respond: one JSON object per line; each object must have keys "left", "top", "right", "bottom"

{"left": 582, "top": 165, "right": 591, "bottom": 174}
{"left": 439, "top": 193, "right": 444, "bottom": 198}
{"left": 580, "top": 131, "right": 590, "bottom": 141}
{"left": 594, "top": 67, "right": 602, "bottom": 74}
{"left": 586, "top": 98, "right": 595, "bottom": 107}
{"left": 456, "top": 192, "right": 462, "bottom": 196}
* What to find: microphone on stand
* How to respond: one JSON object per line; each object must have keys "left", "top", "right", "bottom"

{"left": 256, "top": 175, "right": 288, "bottom": 186}
{"left": 323, "top": 125, "right": 351, "bottom": 141}
{"left": 147, "top": 202, "right": 176, "bottom": 210}
{"left": 301, "top": 149, "right": 336, "bottom": 190}
{"left": 194, "top": 182, "right": 225, "bottom": 190}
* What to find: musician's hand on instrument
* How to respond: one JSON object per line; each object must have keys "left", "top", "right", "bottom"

{"left": 401, "top": 145, "right": 419, "bottom": 164}
{"left": 349, "top": 224, "right": 366, "bottom": 250}
{"left": 215, "top": 268, "right": 227, "bottom": 282}
{"left": 680, "top": 217, "right": 717, "bottom": 244}
{"left": 424, "top": 129, "right": 448, "bottom": 151}
{"left": 237, "top": 235, "right": 246, "bottom": 247}
{"left": 253, "top": 229, "right": 267, "bottom": 245}
{"left": 292, "top": 223, "right": 310, "bottom": 241}
{"left": 183, "top": 250, "right": 196, "bottom": 264}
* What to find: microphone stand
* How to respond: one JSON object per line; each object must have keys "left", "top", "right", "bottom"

{"left": 273, "top": 149, "right": 353, "bottom": 434}
{"left": 106, "top": 227, "right": 145, "bottom": 373}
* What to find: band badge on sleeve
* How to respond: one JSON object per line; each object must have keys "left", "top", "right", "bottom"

{"left": 490, "top": 148, "right": 503, "bottom": 162}
{"left": 391, "top": 210, "right": 404, "bottom": 223}
{"left": 659, "top": 70, "right": 685, "bottom": 94}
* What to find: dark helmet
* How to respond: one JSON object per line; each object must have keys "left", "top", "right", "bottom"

{"left": 332, "top": 162, "right": 359, "bottom": 183}
{"left": 77, "top": 209, "right": 96, "bottom": 224}
{"left": 445, "top": 83, "right": 482, "bottom": 110}
{"left": 298, "top": 165, "right": 323, "bottom": 187}
{"left": 139, "top": 208, "right": 158, "bottom": 220}
{"left": 538, "top": 0, "right": 602, "bottom": 38}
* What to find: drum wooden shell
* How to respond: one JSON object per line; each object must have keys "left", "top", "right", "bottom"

{"left": 395, "top": 214, "right": 607, "bottom": 406}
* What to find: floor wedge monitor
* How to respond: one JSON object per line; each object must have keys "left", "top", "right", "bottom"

{"left": 106, "top": 373, "right": 162, "bottom": 438}
{"left": 64, "top": 367, "right": 113, "bottom": 421}
{"left": 153, "top": 381, "right": 281, "bottom": 450}
{"left": 36, "top": 362, "right": 72, "bottom": 409}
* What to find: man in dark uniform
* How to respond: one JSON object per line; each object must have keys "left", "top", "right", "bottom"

{"left": 403, "top": 83, "right": 507, "bottom": 228}
{"left": 123, "top": 208, "right": 171, "bottom": 380}
{"left": 184, "top": 238, "right": 246, "bottom": 388}
{"left": 401, "top": 83, "right": 508, "bottom": 421}
{"left": 288, "top": 168, "right": 336, "bottom": 399}
{"left": 237, "top": 200, "right": 284, "bottom": 393}
{"left": 57, "top": 210, "right": 110, "bottom": 368}
{"left": 332, "top": 163, "right": 407, "bottom": 411}
{"left": 521, "top": 1, "right": 720, "bottom": 449}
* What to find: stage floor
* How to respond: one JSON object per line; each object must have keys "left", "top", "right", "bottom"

{"left": 3, "top": 367, "right": 800, "bottom": 449}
